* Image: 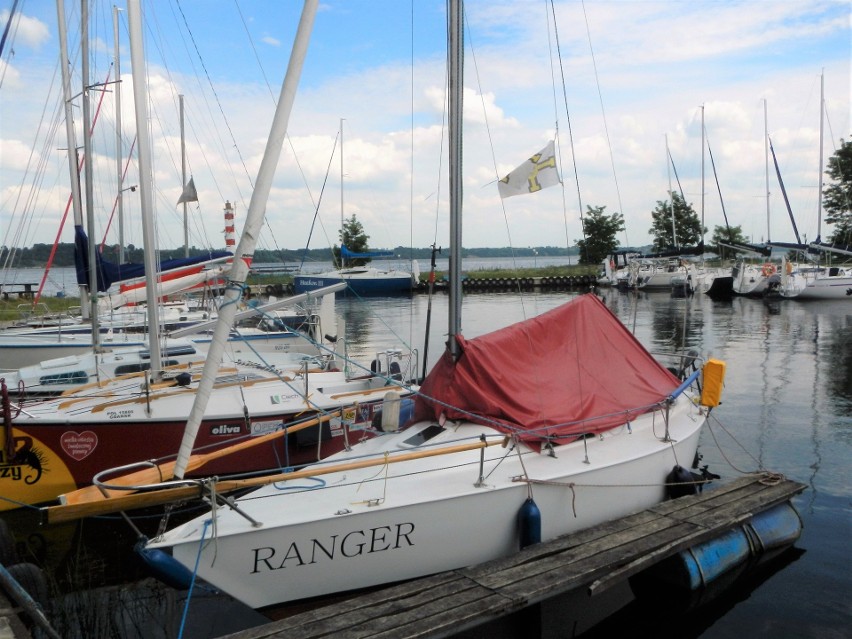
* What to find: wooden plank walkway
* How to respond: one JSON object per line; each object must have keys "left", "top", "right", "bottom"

{"left": 219, "top": 474, "right": 806, "bottom": 639}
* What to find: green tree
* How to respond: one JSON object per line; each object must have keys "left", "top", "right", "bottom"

{"left": 648, "top": 192, "right": 706, "bottom": 251}
{"left": 333, "top": 214, "right": 370, "bottom": 266}
{"left": 709, "top": 224, "right": 749, "bottom": 258}
{"left": 823, "top": 137, "right": 852, "bottom": 246}
{"left": 575, "top": 205, "right": 625, "bottom": 265}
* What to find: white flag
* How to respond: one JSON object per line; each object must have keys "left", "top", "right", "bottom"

{"left": 497, "top": 140, "right": 560, "bottom": 199}
{"left": 177, "top": 177, "right": 198, "bottom": 205}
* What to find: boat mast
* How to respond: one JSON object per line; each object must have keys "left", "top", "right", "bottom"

{"left": 81, "top": 0, "right": 100, "bottom": 339}
{"left": 127, "top": 0, "right": 162, "bottom": 377}
{"left": 448, "top": 0, "right": 463, "bottom": 360}
{"left": 700, "top": 104, "right": 705, "bottom": 258}
{"left": 817, "top": 70, "right": 824, "bottom": 243}
{"left": 181, "top": 94, "right": 189, "bottom": 257}
{"left": 55, "top": 0, "right": 89, "bottom": 313}
{"left": 666, "top": 134, "right": 676, "bottom": 248}
{"left": 764, "top": 99, "right": 770, "bottom": 244}
{"left": 113, "top": 6, "right": 126, "bottom": 263}
{"left": 173, "top": 0, "right": 318, "bottom": 479}
{"left": 340, "top": 117, "right": 345, "bottom": 267}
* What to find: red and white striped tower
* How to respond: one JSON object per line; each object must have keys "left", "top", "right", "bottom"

{"left": 223, "top": 201, "right": 236, "bottom": 252}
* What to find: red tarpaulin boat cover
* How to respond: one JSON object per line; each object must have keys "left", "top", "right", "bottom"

{"left": 413, "top": 293, "right": 681, "bottom": 443}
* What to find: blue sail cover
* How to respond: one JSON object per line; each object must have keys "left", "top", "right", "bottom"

{"left": 74, "top": 226, "right": 232, "bottom": 292}
{"left": 341, "top": 244, "right": 394, "bottom": 259}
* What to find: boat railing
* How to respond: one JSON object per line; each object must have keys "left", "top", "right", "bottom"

{"left": 8, "top": 302, "right": 82, "bottom": 328}
{"left": 369, "top": 348, "right": 419, "bottom": 385}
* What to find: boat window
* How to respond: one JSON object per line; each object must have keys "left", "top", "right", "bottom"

{"left": 214, "top": 373, "right": 266, "bottom": 384}
{"left": 114, "top": 360, "right": 180, "bottom": 376}
{"left": 38, "top": 371, "right": 89, "bottom": 386}
{"left": 115, "top": 363, "right": 148, "bottom": 376}
{"left": 140, "top": 345, "right": 197, "bottom": 359}
{"left": 399, "top": 425, "right": 445, "bottom": 448}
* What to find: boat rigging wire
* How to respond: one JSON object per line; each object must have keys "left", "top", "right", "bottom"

{"left": 548, "top": 0, "right": 586, "bottom": 254}
{"left": 173, "top": 0, "right": 252, "bottom": 191}
{"left": 579, "top": 0, "right": 628, "bottom": 246}
{"left": 229, "top": 0, "right": 329, "bottom": 260}
{"left": 0, "top": 0, "right": 21, "bottom": 88}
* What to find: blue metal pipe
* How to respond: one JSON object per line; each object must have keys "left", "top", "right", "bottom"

{"left": 669, "top": 369, "right": 701, "bottom": 401}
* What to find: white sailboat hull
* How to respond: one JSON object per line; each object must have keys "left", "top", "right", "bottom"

{"left": 293, "top": 267, "right": 416, "bottom": 295}
{"left": 0, "top": 329, "right": 319, "bottom": 373}
{"left": 731, "top": 262, "right": 774, "bottom": 297}
{"left": 152, "top": 396, "right": 704, "bottom": 609}
{"left": 0, "top": 332, "right": 147, "bottom": 368}
{"left": 779, "top": 270, "right": 852, "bottom": 300}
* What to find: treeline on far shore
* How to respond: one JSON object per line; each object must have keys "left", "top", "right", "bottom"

{"left": 3, "top": 244, "right": 581, "bottom": 269}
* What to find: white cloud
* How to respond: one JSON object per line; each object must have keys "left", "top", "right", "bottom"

{"left": 1, "top": 10, "right": 49, "bottom": 49}
{"left": 0, "top": 59, "right": 22, "bottom": 88}
{"left": 0, "top": 139, "right": 39, "bottom": 172}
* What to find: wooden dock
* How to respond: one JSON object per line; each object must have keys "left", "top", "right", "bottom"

{"left": 219, "top": 473, "right": 805, "bottom": 639}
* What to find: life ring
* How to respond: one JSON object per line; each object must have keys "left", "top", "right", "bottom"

{"left": 761, "top": 263, "right": 776, "bottom": 277}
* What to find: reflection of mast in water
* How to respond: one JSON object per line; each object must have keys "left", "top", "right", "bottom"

{"left": 757, "top": 299, "right": 772, "bottom": 470}
{"left": 758, "top": 299, "right": 796, "bottom": 471}
{"left": 806, "top": 308, "right": 822, "bottom": 514}
{"left": 648, "top": 292, "right": 705, "bottom": 354}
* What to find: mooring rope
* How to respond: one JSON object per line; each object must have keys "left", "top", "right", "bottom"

{"left": 177, "top": 518, "right": 211, "bottom": 639}
{"left": 705, "top": 413, "right": 783, "bottom": 480}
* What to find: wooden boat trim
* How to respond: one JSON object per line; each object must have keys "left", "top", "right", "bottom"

{"left": 86, "top": 373, "right": 295, "bottom": 413}
{"left": 61, "top": 410, "right": 343, "bottom": 505}
{"left": 45, "top": 435, "right": 509, "bottom": 524}
{"left": 59, "top": 360, "right": 208, "bottom": 396}
{"left": 329, "top": 384, "right": 405, "bottom": 399}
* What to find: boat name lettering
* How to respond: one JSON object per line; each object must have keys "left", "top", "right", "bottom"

{"left": 107, "top": 410, "right": 133, "bottom": 419}
{"left": 251, "top": 420, "right": 283, "bottom": 436}
{"left": 0, "top": 466, "right": 23, "bottom": 481}
{"left": 1, "top": 437, "right": 45, "bottom": 484}
{"left": 211, "top": 424, "right": 242, "bottom": 436}
{"left": 250, "top": 522, "right": 415, "bottom": 573}
{"left": 270, "top": 393, "right": 301, "bottom": 404}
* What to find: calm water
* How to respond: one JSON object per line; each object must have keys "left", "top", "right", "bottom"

{"left": 1, "top": 285, "right": 850, "bottom": 638}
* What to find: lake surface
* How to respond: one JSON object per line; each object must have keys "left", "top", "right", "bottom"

{"left": 1, "top": 283, "right": 849, "bottom": 638}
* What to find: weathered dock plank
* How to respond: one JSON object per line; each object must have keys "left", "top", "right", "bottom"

{"left": 218, "top": 474, "right": 805, "bottom": 639}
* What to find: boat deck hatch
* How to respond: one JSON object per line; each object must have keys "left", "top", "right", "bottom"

{"left": 399, "top": 425, "right": 445, "bottom": 448}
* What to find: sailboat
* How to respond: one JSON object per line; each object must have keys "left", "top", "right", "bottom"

{"left": 1, "top": 294, "right": 333, "bottom": 396}
{"left": 774, "top": 73, "right": 852, "bottom": 301}
{"left": 0, "top": 0, "right": 418, "bottom": 512}
{"left": 0, "top": 8, "right": 234, "bottom": 371}
{"left": 139, "top": 0, "right": 725, "bottom": 610}
{"left": 626, "top": 137, "right": 705, "bottom": 292}
{"left": 729, "top": 100, "right": 779, "bottom": 298}
{"left": 293, "top": 120, "right": 418, "bottom": 296}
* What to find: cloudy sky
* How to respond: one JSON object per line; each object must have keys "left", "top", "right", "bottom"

{"left": 1, "top": 0, "right": 849, "bottom": 258}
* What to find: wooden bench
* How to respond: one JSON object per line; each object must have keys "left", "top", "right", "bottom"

{"left": 0, "top": 283, "right": 37, "bottom": 300}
